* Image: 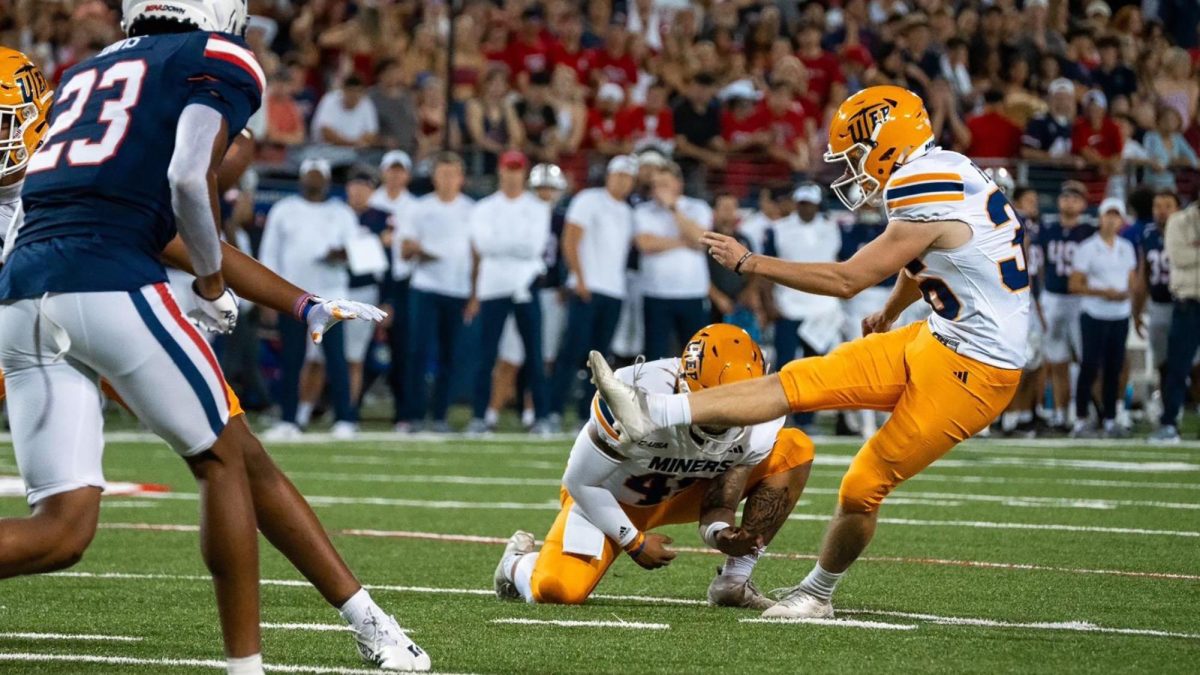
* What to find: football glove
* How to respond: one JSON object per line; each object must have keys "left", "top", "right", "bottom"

{"left": 188, "top": 285, "right": 239, "bottom": 335}
{"left": 306, "top": 296, "right": 388, "bottom": 344}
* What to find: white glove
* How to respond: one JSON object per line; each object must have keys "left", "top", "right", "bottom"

{"left": 188, "top": 285, "right": 239, "bottom": 334}
{"left": 306, "top": 296, "right": 388, "bottom": 344}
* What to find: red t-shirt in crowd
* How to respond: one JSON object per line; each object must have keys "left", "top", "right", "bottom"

{"left": 1071, "top": 116, "right": 1123, "bottom": 158}
{"left": 504, "top": 34, "right": 557, "bottom": 78}
{"left": 586, "top": 48, "right": 638, "bottom": 87}
{"left": 751, "top": 100, "right": 809, "bottom": 148}
{"left": 551, "top": 43, "right": 591, "bottom": 82}
{"left": 798, "top": 50, "right": 844, "bottom": 106}
{"left": 965, "top": 110, "right": 1023, "bottom": 158}
{"left": 623, "top": 106, "right": 675, "bottom": 146}
{"left": 721, "top": 109, "right": 765, "bottom": 148}
{"left": 585, "top": 107, "right": 635, "bottom": 148}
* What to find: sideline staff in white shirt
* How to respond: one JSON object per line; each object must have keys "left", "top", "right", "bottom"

{"left": 259, "top": 159, "right": 359, "bottom": 438}
{"left": 466, "top": 151, "right": 552, "bottom": 433}
{"left": 369, "top": 150, "right": 417, "bottom": 427}
{"left": 633, "top": 161, "right": 713, "bottom": 359}
{"left": 1069, "top": 197, "right": 1138, "bottom": 436}
{"left": 548, "top": 155, "right": 637, "bottom": 424}
{"left": 400, "top": 152, "right": 476, "bottom": 431}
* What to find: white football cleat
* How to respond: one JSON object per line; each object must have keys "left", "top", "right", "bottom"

{"left": 586, "top": 350, "right": 655, "bottom": 442}
{"left": 494, "top": 530, "right": 536, "bottom": 600}
{"left": 261, "top": 421, "right": 302, "bottom": 441}
{"left": 707, "top": 569, "right": 776, "bottom": 610}
{"left": 761, "top": 586, "right": 834, "bottom": 619}
{"left": 351, "top": 608, "right": 431, "bottom": 671}
{"left": 331, "top": 420, "right": 359, "bottom": 440}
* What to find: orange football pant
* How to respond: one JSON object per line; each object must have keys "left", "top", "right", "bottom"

{"left": 529, "top": 428, "right": 814, "bottom": 605}
{"left": 779, "top": 321, "right": 1019, "bottom": 514}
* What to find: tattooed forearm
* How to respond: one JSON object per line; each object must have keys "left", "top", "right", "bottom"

{"left": 700, "top": 465, "right": 751, "bottom": 524}
{"left": 741, "top": 484, "right": 795, "bottom": 543}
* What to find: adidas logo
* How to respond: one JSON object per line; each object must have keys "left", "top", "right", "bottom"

{"left": 953, "top": 371, "right": 969, "bottom": 384}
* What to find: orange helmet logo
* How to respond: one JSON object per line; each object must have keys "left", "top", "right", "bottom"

{"left": 825, "top": 85, "right": 933, "bottom": 210}
{"left": 680, "top": 323, "right": 765, "bottom": 392}
{"left": 0, "top": 47, "right": 53, "bottom": 179}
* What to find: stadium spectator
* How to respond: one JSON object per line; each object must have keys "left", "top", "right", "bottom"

{"left": 1070, "top": 198, "right": 1138, "bottom": 438}
{"left": 343, "top": 169, "right": 391, "bottom": 410}
{"left": 466, "top": 151, "right": 552, "bottom": 434}
{"left": 369, "top": 151, "right": 417, "bottom": 429}
{"left": 1072, "top": 90, "right": 1123, "bottom": 175}
{"left": 626, "top": 79, "right": 675, "bottom": 155}
{"left": 1093, "top": 36, "right": 1138, "bottom": 106}
{"left": 707, "top": 193, "right": 761, "bottom": 337}
{"left": 310, "top": 75, "right": 380, "bottom": 149}
{"left": 1152, "top": 47, "right": 1199, "bottom": 129}
{"left": 549, "top": 65, "right": 588, "bottom": 155}
{"left": 516, "top": 71, "right": 560, "bottom": 163}
{"left": 634, "top": 162, "right": 713, "bottom": 359}
{"left": 548, "top": 155, "right": 637, "bottom": 428}
{"left": 757, "top": 79, "right": 813, "bottom": 174}
{"left": 370, "top": 59, "right": 419, "bottom": 155}
{"left": 587, "top": 21, "right": 638, "bottom": 88}
{"left": 672, "top": 73, "right": 725, "bottom": 195}
{"left": 506, "top": 5, "right": 556, "bottom": 87}
{"left": 551, "top": 12, "right": 591, "bottom": 82}
{"left": 260, "top": 159, "right": 359, "bottom": 441}
{"left": 1022, "top": 78, "right": 1081, "bottom": 165}
{"left": 964, "top": 89, "right": 1024, "bottom": 159}
{"left": 586, "top": 82, "right": 634, "bottom": 156}
{"left": 796, "top": 22, "right": 845, "bottom": 111}
{"left": 1154, "top": 201, "right": 1200, "bottom": 442}
{"left": 1143, "top": 106, "right": 1200, "bottom": 191}
{"left": 401, "top": 153, "right": 476, "bottom": 432}
{"left": 263, "top": 70, "right": 306, "bottom": 150}
{"left": 466, "top": 67, "right": 524, "bottom": 173}
{"left": 763, "top": 184, "right": 842, "bottom": 430}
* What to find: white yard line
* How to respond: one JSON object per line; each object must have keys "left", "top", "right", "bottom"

{"left": 261, "top": 623, "right": 351, "bottom": 632}
{"left": 0, "top": 653, "right": 437, "bottom": 674}
{"left": 786, "top": 513, "right": 1200, "bottom": 537}
{"left": 841, "top": 609, "right": 1200, "bottom": 640}
{"left": 491, "top": 618, "right": 669, "bottom": 630}
{"left": 740, "top": 617, "right": 917, "bottom": 630}
{"left": 0, "top": 632, "right": 142, "bottom": 642}
{"left": 898, "top": 472, "right": 1200, "bottom": 492}
{"left": 288, "top": 472, "right": 562, "bottom": 487}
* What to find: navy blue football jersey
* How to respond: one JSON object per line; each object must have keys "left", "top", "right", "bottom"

{"left": 349, "top": 206, "right": 391, "bottom": 289}
{"left": 1036, "top": 214, "right": 1097, "bottom": 295}
{"left": 1, "top": 31, "right": 263, "bottom": 299}
{"left": 535, "top": 204, "right": 567, "bottom": 289}
{"left": 838, "top": 221, "right": 896, "bottom": 287}
{"left": 1141, "top": 223, "right": 1172, "bottom": 304}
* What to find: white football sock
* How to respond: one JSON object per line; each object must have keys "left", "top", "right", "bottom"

{"left": 296, "top": 401, "right": 314, "bottom": 427}
{"left": 721, "top": 550, "right": 760, "bottom": 581}
{"left": 1018, "top": 410, "right": 1034, "bottom": 424}
{"left": 521, "top": 407, "right": 535, "bottom": 428}
{"left": 484, "top": 408, "right": 500, "bottom": 427}
{"left": 797, "top": 562, "right": 844, "bottom": 602}
{"left": 512, "top": 551, "right": 539, "bottom": 603}
{"left": 646, "top": 392, "right": 692, "bottom": 428}
{"left": 1000, "top": 411, "right": 1019, "bottom": 432}
{"left": 1051, "top": 408, "right": 1065, "bottom": 426}
{"left": 227, "top": 654, "right": 263, "bottom": 675}
{"left": 339, "top": 587, "right": 381, "bottom": 630}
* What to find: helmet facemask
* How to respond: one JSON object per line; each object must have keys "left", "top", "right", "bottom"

{"left": 0, "top": 100, "right": 38, "bottom": 179}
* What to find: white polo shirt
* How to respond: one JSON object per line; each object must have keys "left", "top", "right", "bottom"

{"left": 310, "top": 90, "right": 379, "bottom": 144}
{"left": 369, "top": 187, "right": 416, "bottom": 281}
{"left": 1073, "top": 233, "right": 1136, "bottom": 320}
{"left": 470, "top": 190, "right": 551, "bottom": 301}
{"left": 564, "top": 187, "right": 634, "bottom": 299}
{"left": 634, "top": 197, "right": 713, "bottom": 299}
{"left": 767, "top": 212, "right": 842, "bottom": 320}
{"left": 259, "top": 196, "right": 359, "bottom": 300}
{"left": 408, "top": 193, "right": 476, "bottom": 298}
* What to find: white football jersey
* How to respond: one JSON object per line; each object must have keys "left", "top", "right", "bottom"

{"left": 589, "top": 358, "right": 784, "bottom": 507}
{"left": 883, "top": 148, "right": 1030, "bottom": 369}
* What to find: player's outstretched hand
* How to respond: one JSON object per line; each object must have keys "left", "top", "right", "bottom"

{"left": 188, "top": 285, "right": 239, "bottom": 335}
{"left": 701, "top": 232, "right": 751, "bottom": 271}
{"left": 714, "top": 526, "right": 765, "bottom": 557}
{"left": 627, "top": 533, "right": 677, "bottom": 570}
{"left": 861, "top": 310, "right": 894, "bottom": 336}
{"left": 308, "top": 297, "right": 388, "bottom": 344}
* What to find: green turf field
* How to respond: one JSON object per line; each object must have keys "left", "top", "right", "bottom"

{"left": 1, "top": 431, "right": 1198, "bottom": 674}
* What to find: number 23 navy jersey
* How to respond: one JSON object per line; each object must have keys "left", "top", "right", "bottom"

{"left": 0, "top": 31, "right": 263, "bottom": 300}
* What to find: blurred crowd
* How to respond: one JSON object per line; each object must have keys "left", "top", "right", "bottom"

{"left": 4, "top": 0, "right": 1200, "bottom": 440}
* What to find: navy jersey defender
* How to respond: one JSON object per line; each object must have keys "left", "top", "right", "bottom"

{"left": 1141, "top": 223, "right": 1171, "bottom": 305}
{"left": 1036, "top": 214, "right": 1097, "bottom": 296}
{"left": 2, "top": 30, "right": 262, "bottom": 298}
{"left": 1035, "top": 212, "right": 1096, "bottom": 364}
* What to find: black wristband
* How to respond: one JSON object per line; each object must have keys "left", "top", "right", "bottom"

{"left": 733, "top": 251, "right": 755, "bottom": 275}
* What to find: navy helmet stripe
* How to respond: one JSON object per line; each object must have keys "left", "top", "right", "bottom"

{"left": 886, "top": 181, "right": 964, "bottom": 200}
{"left": 129, "top": 290, "right": 225, "bottom": 438}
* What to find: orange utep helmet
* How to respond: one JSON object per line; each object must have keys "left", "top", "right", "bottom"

{"left": 824, "top": 85, "right": 933, "bottom": 211}
{"left": 680, "top": 323, "right": 765, "bottom": 392}
{"left": 0, "top": 47, "right": 53, "bottom": 179}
